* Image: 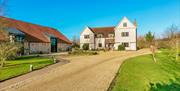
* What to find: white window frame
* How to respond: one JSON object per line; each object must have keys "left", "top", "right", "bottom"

{"left": 121, "top": 32, "right": 129, "bottom": 37}
{"left": 84, "top": 35, "right": 90, "bottom": 39}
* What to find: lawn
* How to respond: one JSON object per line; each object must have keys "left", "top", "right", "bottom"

{"left": 0, "top": 56, "right": 53, "bottom": 81}
{"left": 111, "top": 50, "right": 180, "bottom": 91}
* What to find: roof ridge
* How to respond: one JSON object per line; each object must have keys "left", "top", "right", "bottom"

{"left": 0, "top": 16, "right": 54, "bottom": 29}
{"left": 90, "top": 26, "right": 115, "bottom": 29}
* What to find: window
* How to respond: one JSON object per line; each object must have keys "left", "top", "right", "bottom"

{"left": 97, "top": 33, "right": 103, "bottom": 38}
{"left": 122, "top": 42, "right": 129, "bottom": 47}
{"left": 51, "top": 38, "right": 57, "bottom": 46}
{"left": 108, "top": 33, "right": 114, "bottom": 38}
{"left": 121, "top": 32, "right": 129, "bottom": 37}
{"left": 84, "top": 35, "right": 90, "bottom": 39}
{"left": 15, "top": 35, "right": 25, "bottom": 42}
{"left": 123, "top": 22, "right": 127, "bottom": 27}
{"left": 98, "top": 43, "right": 102, "bottom": 47}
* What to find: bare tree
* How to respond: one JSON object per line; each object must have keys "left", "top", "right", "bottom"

{"left": 163, "top": 25, "right": 180, "bottom": 61}
{"left": 163, "top": 25, "right": 179, "bottom": 39}
{"left": 72, "top": 35, "right": 80, "bottom": 48}
{"left": 0, "top": 0, "right": 20, "bottom": 67}
{"left": 137, "top": 36, "right": 147, "bottom": 49}
{"left": 0, "top": 43, "right": 19, "bottom": 67}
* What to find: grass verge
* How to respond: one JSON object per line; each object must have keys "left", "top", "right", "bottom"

{"left": 0, "top": 56, "right": 53, "bottom": 81}
{"left": 111, "top": 50, "right": 180, "bottom": 91}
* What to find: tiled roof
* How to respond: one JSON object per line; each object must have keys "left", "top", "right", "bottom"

{"left": 89, "top": 26, "right": 115, "bottom": 37}
{"left": 0, "top": 31, "right": 8, "bottom": 41}
{"left": 0, "top": 16, "right": 71, "bottom": 44}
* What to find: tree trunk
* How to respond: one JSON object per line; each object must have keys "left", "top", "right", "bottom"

{"left": 150, "top": 45, "right": 157, "bottom": 63}
{"left": 152, "top": 53, "right": 157, "bottom": 63}
{"left": 0, "top": 59, "right": 5, "bottom": 67}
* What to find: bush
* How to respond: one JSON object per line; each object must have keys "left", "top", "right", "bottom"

{"left": 156, "top": 41, "right": 171, "bottom": 49}
{"left": 91, "top": 51, "right": 98, "bottom": 55}
{"left": 118, "top": 44, "right": 125, "bottom": 51}
{"left": 82, "top": 44, "right": 89, "bottom": 50}
{"left": 67, "top": 46, "right": 72, "bottom": 51}
{"left": 72, "top": 43, "right": 80, "bottom": 48}
{"left": 69, "top": 49, "right": 83, "bottom": 55}
{"left": 137, "top": 41, "right": 149, "bottom": 49}
{"left": 68, "top": 48, "right": 98, "bottom": 55}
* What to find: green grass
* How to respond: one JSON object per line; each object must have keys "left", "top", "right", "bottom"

{"left": 0, "top": 56, "right": 53, "bottom": 81}
{"left": 112, "top": 50, "right": 180, "bottom": 91}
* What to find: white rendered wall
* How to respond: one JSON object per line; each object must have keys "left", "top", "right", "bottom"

{"left": 114, "top": 17, "right": 137, "bottom": 50}
{"left": 95, "top": 38, "right": 105, "bottom": 49}
{"left": 80, "top": 27, "right": 95, "bottom": 50}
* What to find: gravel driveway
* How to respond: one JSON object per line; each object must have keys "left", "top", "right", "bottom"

{"left": 0, "top": 49, "right": 150, "bottom": 91}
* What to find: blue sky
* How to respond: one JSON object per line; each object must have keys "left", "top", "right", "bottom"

{"left": 2, "top": 0, "right": 180, "bottom": 39}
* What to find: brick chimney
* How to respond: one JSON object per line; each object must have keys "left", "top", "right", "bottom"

{"left": 133, "top": 19, "right": 137, "bottom": 27}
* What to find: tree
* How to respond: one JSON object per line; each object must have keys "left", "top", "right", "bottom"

{"left": 72, "top": 35, "right": 80, "bottom": 48}
{"left": 137, "top": 36, "right": 148, "bottom": 49}
{"left": 163, "top": 25, "right": 178, "bottom": 39}
{"left": 0, "top": 0, "right": 20, "bottom": 67}
{"left": 0, "top": 42, "right": 19, "bottom": 67}
{"left": 163, "top": 25, "right": 180, "bottom": 61}
{"left": 145, "top": 31, "right": 155, "bottom": 46}
{"left": 145, "top": 31, "right": 156, "bottom": 62}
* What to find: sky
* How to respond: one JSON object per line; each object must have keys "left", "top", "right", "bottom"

{"left": 1, "top": 0, "right": 180, "bottom": 40}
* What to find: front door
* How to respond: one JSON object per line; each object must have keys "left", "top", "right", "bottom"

{"left": 51, "top": 37, "right": 57, "bottom": 52}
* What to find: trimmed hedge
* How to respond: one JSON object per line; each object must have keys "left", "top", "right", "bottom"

{"left": 118, "top": 44, "right": 125, "bottom": 51}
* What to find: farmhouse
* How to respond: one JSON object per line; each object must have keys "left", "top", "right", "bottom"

{"left": 80, "top": 17, "right": 137, "bottom": 50}
{"left": 0, "top": 16, "right": 71, "bottom": 54}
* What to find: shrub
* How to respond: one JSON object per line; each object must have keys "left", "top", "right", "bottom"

{"left": 82, "top": 44, "right": 89, "bottom": 50}
{"left": 69, "top": 49, "right": 83, "bottom": 55}
{"left": 156, "top": 40, "right": 171, "bottom": 49}
{"left": 137, "top": 40, "right": 149, "bottom": 49}
{"left": 118, "top": 44, "right": 125, "bottom": 51}
{"left": 68, "top": 48, "right": 98, "bottom": 56}
{"left": 67, "top": 46, "right": 72, "bottom": 51}
{"left": 91, "top": 51, "right": 98, "bottom": 55}
{"left": 91, "top": 49, "right": 97, "bottom": 51}
{"left": 72, "top": 43, "right": 80, "bottom": 48}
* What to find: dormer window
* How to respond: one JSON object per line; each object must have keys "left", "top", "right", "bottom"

{"left": 123, "top": 22, "right": 127, "bottom": 27}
